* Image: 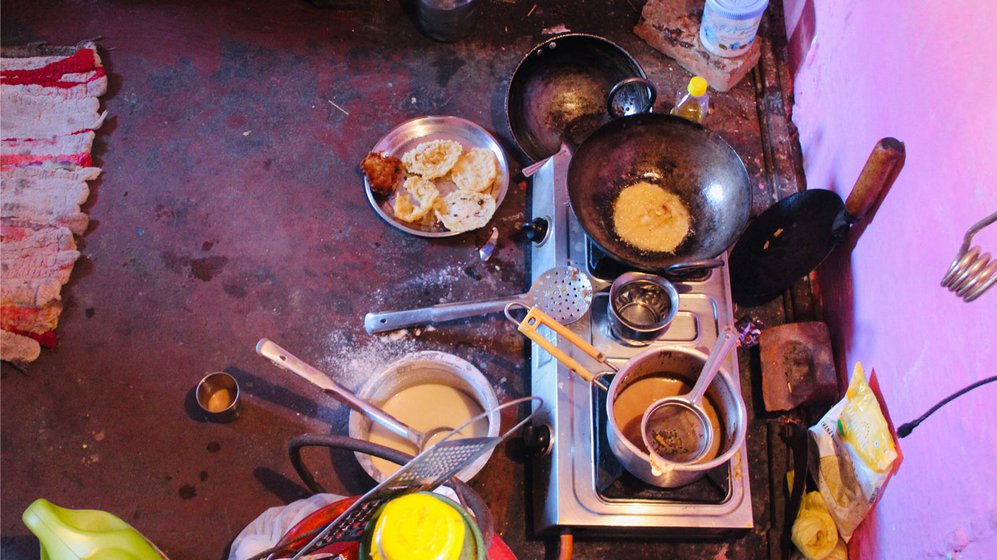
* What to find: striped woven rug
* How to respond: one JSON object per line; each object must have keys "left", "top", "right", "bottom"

{"left": 0, "top": 42, "right": 107, "bottom": 362}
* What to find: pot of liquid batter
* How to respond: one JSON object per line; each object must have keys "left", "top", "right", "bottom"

{"left": 606, "top": 345, "right": 747, "bottom": 487}
{"left": 348, "top": 351, "right": 501, "bottom": 482}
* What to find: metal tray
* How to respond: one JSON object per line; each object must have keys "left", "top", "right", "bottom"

{"left": 364, "top": 116, "right": 510, "bottom": 238}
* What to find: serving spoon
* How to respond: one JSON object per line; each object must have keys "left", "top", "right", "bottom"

{"left": 256, "top": 338, "right": 452, "bottom": 452}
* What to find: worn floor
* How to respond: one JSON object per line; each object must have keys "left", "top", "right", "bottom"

{"left": 1, "top": 1, "right": 809, "bottom": 558}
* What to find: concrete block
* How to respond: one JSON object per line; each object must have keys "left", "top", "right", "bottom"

{"left": 759, "top": 322, "right": 839, "bottom": 412}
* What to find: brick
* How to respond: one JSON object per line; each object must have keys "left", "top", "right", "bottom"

{"left": 634, "top": 0, "right": 761, "bottom": 93}
{"left": 759, "top": 322, "right": 839, "bottom": 412}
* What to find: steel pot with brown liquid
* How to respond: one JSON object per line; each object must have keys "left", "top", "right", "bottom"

{"left": 506, "top": 305, "right": 747, "bottom": 487}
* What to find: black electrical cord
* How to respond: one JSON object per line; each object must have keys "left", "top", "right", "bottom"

{"left": 897, "top": 375, "right": 997, "bottom": 438}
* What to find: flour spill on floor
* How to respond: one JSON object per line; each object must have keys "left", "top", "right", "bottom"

{"left": 318, "top": 260, "right": 517, "bottom": 393}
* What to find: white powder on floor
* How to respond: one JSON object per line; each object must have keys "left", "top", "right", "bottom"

{"left": 317, "top": 329, "right": 423, "bottom": 391}
{"left": 317, "top": 257, "right": 520, "bottom": 393}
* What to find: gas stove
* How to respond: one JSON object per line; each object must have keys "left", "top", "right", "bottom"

{"left": 524, "top": 154, "right": 752, "bottom": 536}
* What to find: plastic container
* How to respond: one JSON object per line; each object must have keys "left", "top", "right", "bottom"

{"left": 22, "top": 499, "right": 167, "bottom": 560}
{"left": 359, "top": 492, "right": 484, "bottom": 560}
{"left": 670, "top": 76, "right": 710, "bottom": 124}
{"left": 699, "top": 0, "right": 769, "bottom": 58}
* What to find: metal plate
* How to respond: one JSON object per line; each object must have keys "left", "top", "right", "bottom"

{"left": 364, "top": 116, "right": 511, "bottom": 238}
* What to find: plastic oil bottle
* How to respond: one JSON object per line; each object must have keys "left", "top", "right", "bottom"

{"left": 670, "top": 76, "right": 710, "bottom": 124}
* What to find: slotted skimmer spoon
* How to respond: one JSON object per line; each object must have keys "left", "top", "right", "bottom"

{"left": 256, "top": 339, "right": 452, "bottom": 452}
{"left": 364, "top": 265, "right": 593, "bottom": 334}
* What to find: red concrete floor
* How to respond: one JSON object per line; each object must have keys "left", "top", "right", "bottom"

{"left": 1, "top": 1, "right": 806, "bottom": 558}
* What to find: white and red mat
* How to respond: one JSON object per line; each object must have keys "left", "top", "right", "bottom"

{"left": 0, "top": 42, "right": 107, "bottom": 362}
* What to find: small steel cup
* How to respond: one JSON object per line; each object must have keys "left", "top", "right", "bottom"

{"left": 196, "top": 372, "right": 240, "bottom": 422}
{"left": 608, "top": 272, "right": 679, "bottom": 344}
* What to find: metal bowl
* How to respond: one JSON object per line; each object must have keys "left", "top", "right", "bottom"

{"left": 364, "top": 116, "right": 510, "bottom": 238}
{"left": 348, "top": 351, "right": 501, "bottom": 482}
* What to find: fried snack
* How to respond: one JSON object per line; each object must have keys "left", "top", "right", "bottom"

{"left": 361, "top": 151, "right": 403, "bottom": 195}
{"left": 435, "top": 191, "right": 496, "bottom": 233}
{"left": 612, "top": 181, "right": 692, "bottom": 253}
{"left": 402, "top": 139, "right": 463, "bottom": 179}
{"left": 393, "top": 176, "right": 440, "bottom": 223}
{"left": 451, "top": 147, "right": 499, "bottom": 193}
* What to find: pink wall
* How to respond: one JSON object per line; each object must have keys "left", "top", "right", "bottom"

{"left": 784, "top": 1, "right": 997, "bottom": 558}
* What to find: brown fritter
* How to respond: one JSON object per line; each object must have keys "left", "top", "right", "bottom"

{"left": 361, "top": 151, "right": 403, "bottom": 195}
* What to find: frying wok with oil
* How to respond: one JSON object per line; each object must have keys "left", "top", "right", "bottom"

{"left": 567, "top": 113, "right": 752, "bottom": 274}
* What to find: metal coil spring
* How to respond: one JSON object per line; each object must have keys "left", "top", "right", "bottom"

{"left": 941, "top": 211, "right": 997, "bottom": 302}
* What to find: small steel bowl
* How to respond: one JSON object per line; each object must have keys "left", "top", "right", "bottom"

{"left": 608, "top": 272, "right": 680, "bottom": 344}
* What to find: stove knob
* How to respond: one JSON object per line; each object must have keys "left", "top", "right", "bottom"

{"left": 520, "top": 217, "right": 549, "bottom": 244}
{"left": 522, "top": 423, "right": 552, "bottom": 455}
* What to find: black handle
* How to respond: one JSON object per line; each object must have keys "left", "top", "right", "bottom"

{"left": 522, "top": 423, "right": 552, "bottom": 455}
{"left": 520, "top": 217, "right": 549, "bottom": 243}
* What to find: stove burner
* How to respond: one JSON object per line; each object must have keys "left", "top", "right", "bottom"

{"left": 591, "top": 377, "right": 731, "bottom": 503}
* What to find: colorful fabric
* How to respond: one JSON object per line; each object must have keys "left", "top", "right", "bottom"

{"left": 0, "top": 42, "right": 107, "bottom": 362}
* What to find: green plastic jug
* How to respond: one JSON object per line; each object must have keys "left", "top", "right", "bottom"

{"left": 22, "top": 499, "right": 167, "bottom": 560}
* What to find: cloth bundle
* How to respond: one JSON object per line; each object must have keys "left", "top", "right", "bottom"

{"left": 0, "top": 42, "right": 107, "bottom": 362}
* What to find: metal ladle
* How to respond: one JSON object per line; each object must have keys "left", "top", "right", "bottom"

{"left": 364, "top": 265, "right": 593, "bottom": 334}
{"left": 640, "top": 326, "right": 739, "bottom": 466}
{"left": 256, "top": 339, "right": 452, "bottom": 452}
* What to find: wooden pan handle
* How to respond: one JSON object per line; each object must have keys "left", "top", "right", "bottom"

{"left": 845, "top": 137, "right": 906, "bottom": 221}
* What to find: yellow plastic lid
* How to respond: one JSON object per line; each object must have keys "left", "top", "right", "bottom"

{"left": 370, "top": 493, "right": 467, "bottom": 560}
{"left": 688, "top": 76, "right": 709, "bottom": 97}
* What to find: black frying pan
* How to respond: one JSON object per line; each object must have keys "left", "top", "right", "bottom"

{"left": 729, "top": 138, "right": 906, "bottom": 306}
{"left": 567, "top": 113, "right": 753, "bottom": 273}
{"left": 506, "top": 33, "right": 652, "bottom": 163}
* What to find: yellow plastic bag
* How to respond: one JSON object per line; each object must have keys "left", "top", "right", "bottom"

{"left": 840, "top": 363, "right": 898, "bottom": 473}
{"left": 792, "top": 491, "right": 839, "bottom": 560}
{"left": 809, "top": 362, "right": 898, "bottom": 542}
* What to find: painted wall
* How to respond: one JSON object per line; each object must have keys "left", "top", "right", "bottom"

{"left": 784, "top": 1, "right": 997, "bottom": 558}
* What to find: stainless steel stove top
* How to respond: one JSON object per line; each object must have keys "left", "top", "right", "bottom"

{"left": 526, "top": 154, "right": 752, "bottom": 536}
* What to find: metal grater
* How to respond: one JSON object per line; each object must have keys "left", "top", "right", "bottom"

{"left": 289, "top": 397, "right": 541, "bottom": 559}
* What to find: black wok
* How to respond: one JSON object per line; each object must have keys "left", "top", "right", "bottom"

{"left": 506, "top": 33, "right": 653, "bottom": 163}
{"left": 567, "top": 113, "right": 752, "bottom": 273}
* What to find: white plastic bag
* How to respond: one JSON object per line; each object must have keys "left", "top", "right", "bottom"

{"left": 229, "top": 493, "right": 345, "bottom": 560}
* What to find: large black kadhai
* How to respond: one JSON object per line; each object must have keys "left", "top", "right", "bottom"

{"left": 567, "top": 113, "right": 753, "bottom": 273}
{"left": 729, "top": 138, "right": 906, "bottom": 306}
